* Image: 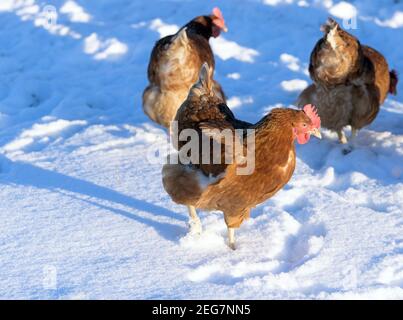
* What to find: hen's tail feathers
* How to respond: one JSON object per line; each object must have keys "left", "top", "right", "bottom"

{"left": 197, "top": 62, "right": 213, "bottom": 92}
{"left": 389, "top": 70, "right": 398, "bottom": 96}
{"left": 187, "top": 62, "right": 213, "bottom": 98}
{"left": 212, "top": 80, "right": 226, "bottom": 102}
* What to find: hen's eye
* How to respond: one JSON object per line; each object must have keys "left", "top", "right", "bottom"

{"left": 302, "top": 123, "right": 307, "bottom": 127}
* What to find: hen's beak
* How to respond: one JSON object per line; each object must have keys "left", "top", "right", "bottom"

{"left": 222, "top": 25, "right": 228, "bottom": 32}
{"left": 310, "top": 128, "right": 322, "bottom": 139}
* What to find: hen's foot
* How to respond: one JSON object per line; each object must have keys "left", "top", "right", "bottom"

{"left": 188, "top": 219, "right": 202, "bottom": 235}
{"left": 228, "top": 228, "right": 236, "bottom": 250}
{"left": 187, "top": 205, "right": 202, "bottom": 235}
{"left": 342, "top": 128, "right": 358, "bottom": 154}
{"left": 337, "top": 130, "right": 348, "bottom": 144}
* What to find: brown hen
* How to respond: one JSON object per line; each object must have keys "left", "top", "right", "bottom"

{"left": 162, "top": 64, "right": 321, "bottom": 249}
{"left": 142, "top": 8, "right": 227, "bottom": 128}
{"left": 298, "top": 18, "right": 398, "bottom": 148}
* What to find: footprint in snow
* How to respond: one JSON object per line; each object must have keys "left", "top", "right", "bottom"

{"left": 184, "top": 210, "right": 326, "bottom": 285}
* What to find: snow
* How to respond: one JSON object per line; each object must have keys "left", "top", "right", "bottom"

{"left": 227, "top": 96, "right": 254, "bottom": 109}
{"left": 329, "top": 1, "right": 358, "bottom": 20}
{"left": 0, "top": 0, "right": 402, "bottom": 299}
{"left": 376, "top": 11, "right": 403, "bottom": 29}
{"left": 227, "top": 72, "right": 241, "bottom": 80}
{"left": 60, "top": 0, "right": 91, "bottom": 23}
{"left": 211, "top": 37, "right": 259, "bottom": 63}
{"left": 281, "top": 79, "right": 308, "bottom": 92}
{"left": 149, "top": 18, "right": 179, "bottom": 38}
{"left": 83, "top": 33, "right": 128, "bottom": 60}
{"left": 264, "top": 0, "right": 294, "bottom": 6}
{"left": 280, "top": 53, "right": 301, "bottom": 72}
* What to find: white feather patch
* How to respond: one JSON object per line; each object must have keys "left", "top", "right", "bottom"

{"left": 327, "top": 27, "right": 338, "bottom": 49}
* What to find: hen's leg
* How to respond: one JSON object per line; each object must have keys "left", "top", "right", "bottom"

{"left": 341, "top": 128, "right": 358, "bottom": 155}
{"left": 187, "top": 205, "right": 202, "bottom": 235}
{"left": 338, "top": 130, "right": 352, "bottom": 154}
{"left": 351, "top": 128, "right": 358, "bottom": 140}
{"left": 337, "top": 130, "right": 348, "bottom": 144}
{"left": 228, "top": 228, "right": 236, "bottom": 250}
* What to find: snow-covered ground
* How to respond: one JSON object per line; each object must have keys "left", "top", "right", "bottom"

{"left": 0, "top": 0, "right": 402, "bottom": 299}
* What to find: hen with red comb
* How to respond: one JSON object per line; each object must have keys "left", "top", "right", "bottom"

{"left": 163, "top": 64, "right": 322, "bottom": 250}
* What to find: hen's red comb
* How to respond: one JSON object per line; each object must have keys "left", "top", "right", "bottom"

{"left": 212, "top": 7, "right": 224, "bottom": 20}
{"left": 303, "top": 104, "right": 321, "bottom": 128}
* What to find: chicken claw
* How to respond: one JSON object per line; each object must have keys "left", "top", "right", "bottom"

{"left": 187, "top": 206, "right": 202, "bottom": 235}
{"left": 228, "top": 228, "right": 236, "bottom": 250}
